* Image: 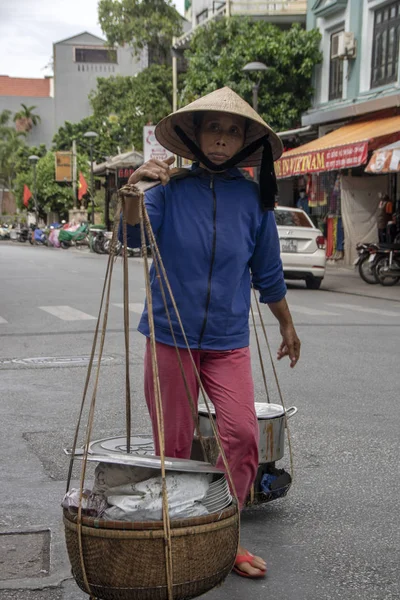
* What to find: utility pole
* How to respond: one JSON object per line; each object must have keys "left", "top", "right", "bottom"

{"left": 28, "top": 155, "right": 40, "bottom": 225}
{"left": 72, "top": 140, "right": 77, "bottom": 208}
{"left": 83, "top": 131, "right": 98, "bottom": 225}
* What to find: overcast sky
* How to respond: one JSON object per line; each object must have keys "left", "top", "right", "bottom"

{"left": 0, "top": 0, "right": 185, "bottom": 79}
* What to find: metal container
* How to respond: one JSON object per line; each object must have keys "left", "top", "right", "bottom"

{"left": 197, "top": 402, "right": 297, "bottom": 464}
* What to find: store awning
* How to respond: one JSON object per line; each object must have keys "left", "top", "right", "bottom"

{"left": 365, "top": 140, "right": 400, "bottom": 173}
{"left": 93, "top": 150, "right": 143, "bottom": 177}
{"left": 275, "top": 115, "right": 400, "bottom": 179}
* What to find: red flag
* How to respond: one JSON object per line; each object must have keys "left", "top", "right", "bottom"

{"left": 78, "top": 172, "right": 88, "bottom": 201}
{"left": 23, "top": 184, "right": 32, "bottom": 208}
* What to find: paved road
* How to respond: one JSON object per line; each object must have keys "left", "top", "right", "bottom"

{"left": 0, "top": 244, "right": 399, "bottom": 600}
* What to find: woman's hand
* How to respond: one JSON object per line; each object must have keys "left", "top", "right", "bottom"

{"left": 277, "top": 323, "right": 301, "bottom": 368}
{"left": 128, "top": 155, "right": 175, "bottom": 186}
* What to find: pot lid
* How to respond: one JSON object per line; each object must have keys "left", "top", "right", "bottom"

{"left": 198, "top": 402, "right": 285, "bottom": 419}
{"left": 64, "top": 435, "right": 224, "bottom": 474}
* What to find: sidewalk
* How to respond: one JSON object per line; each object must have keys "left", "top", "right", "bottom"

{"left": 321, "top": 263, "right": 400, "bottom": 302}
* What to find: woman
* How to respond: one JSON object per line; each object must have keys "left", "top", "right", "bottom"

{"left": 121, "top": 87, "right": 300, "bottom": 578}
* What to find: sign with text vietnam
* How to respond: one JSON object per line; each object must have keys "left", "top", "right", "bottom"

{"left": 275, "top": 141, "right": 369, "bottom": 179}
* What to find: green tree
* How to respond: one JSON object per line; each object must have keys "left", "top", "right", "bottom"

{"left": 0, "top": 110, "right": 27, "bottom": 194}
{"left": 89, "top": 65, "right": 173, "bottom": 151}
{"left": 14, "top": 150, "right": 89, "bottom": 217}
{"left": 0, "top": 109, "right": 12, "bottom": 130}
{"left": 183, "top": 19, "right": 322, "bottom": 132}
{"left": 98, "top": 0, "right": 182, "bottom": 64}
{"left": 13, "top": 103, "right": 42, "bottom": 133}
{"left": 53, "top": 64, "right": 173, "bottom": 156}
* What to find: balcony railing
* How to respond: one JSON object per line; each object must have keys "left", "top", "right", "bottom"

{"left": 173, "top": 0, "right": 306, "bottom": 50}
{"left": 230, "top": 0, "right": 307, "bottom": 16}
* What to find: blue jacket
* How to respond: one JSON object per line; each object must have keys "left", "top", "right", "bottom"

{"left": 121, "top": 165, "right": 286, "bottom": 350}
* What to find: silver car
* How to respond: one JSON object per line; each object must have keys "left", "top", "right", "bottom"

{"left": 274, "top": 207, "right": 326, "bottom": 289}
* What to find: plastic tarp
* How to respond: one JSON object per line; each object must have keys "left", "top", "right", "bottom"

{"left": 59, "top": 223, "right": 87, "bottom": 242}
{"left": 341, "top": 175, "right": 387, "bottom": 265}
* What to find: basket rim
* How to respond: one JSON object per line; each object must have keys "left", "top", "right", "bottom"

{"left": 64, "top": 511, "right": 239, "bottom": 539}
{"left": 63, "top": 503, "right": 238, "bottom": 531}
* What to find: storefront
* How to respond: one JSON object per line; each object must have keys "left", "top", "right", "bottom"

{"left": 94, "top": 150, "right": 143, "bottom": 230}
{"left": 275, "top": 114, "right": 400, "bottom": 264}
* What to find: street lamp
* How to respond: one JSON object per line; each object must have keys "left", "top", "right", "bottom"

{"left": 28, "top": 155, "right": 40, "bottom": 225}
{"left": 83, "top": 131, "right": 99, "bottom": 224}
{"left": 241, "top": 61, "right": 269, "bottom": 113}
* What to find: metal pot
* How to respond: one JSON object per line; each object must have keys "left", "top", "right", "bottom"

{"left": 197, "top": 402, "right": 297, "bottom": 464}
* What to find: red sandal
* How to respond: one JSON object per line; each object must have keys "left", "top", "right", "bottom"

{"left": 232, "top": 550, "right": 267, "bottom": 579}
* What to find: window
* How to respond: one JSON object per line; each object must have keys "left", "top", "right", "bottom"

{"left": 196, "top": 8, "right": 208, "bottom": 24}
{"left": 74, "top": 47, "right": 117, "bottom": 64}
{"left": 274, "top": 210, "right": 313, "bottom": 228}
{"left": 371, "top": 1, "right": 400, "bottom": 87}
{"left": 329, "top": 30, "right": 344, "bottom": 101}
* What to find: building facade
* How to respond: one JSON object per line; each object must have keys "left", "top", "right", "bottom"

{"left": 305, "top": 0, "right": 400, "bottom": 127}
{"left": 53, "top": 32, "right": 145, "bottom": 132}
{"left": 0, "top": 32, "right": 145, "bottom": 148}
{"left": 275, "top": 0, "right": 400, "bottom": 264}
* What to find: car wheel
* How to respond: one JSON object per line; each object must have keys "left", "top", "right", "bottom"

{"left": 305, "top": 276, "right": 323, "bottom": 290}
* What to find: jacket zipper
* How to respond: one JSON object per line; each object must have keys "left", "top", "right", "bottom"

{"left": 198, "top": 175, "right": 217, "bottom": 349}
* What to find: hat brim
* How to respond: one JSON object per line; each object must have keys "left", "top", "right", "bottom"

{"left": 155, "top": 88, "right": 283, "bottom": 167}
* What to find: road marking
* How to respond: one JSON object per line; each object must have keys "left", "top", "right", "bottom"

{"left": 39, "top": 306, "right": 97, "bottom": 321}
{"left": 289, "top": 304, "right": 340, "bottom": 317}
{"left": 113, "top": 303, "right": 144, "bottom": 315}
{"left": 327, "top": 303, "right": 400, "bottom": 317}
{"left": 0, "top": 316, "right": 8, "bottom": 324}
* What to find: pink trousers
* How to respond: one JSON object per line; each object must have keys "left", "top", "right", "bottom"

{"left": 144, "top": 340, "right": 259, "bottom": 508}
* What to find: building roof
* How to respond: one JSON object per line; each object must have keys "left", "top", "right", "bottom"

{"left": 0, "top": 76, "right": 51, "bottom": 97}
{"left": 54, "top": 31, "right": 106, "bottom": 45}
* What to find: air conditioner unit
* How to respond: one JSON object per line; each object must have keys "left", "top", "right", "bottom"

{"left": 331, "top": 31, "right": 356, "bottom": 60}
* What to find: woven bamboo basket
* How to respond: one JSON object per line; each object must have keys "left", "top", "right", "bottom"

{"left": 64, "top": 503, "right": 239, "bottom": 600}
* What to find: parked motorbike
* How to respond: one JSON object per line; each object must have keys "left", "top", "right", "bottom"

{"left": 92, "top": 230, "right": 109, "bottom": 254}
{"left": 58, "top": 223, "right": 89, "bottom": 249}
{"left": 373, "top": 245, "right": 400, "bottom": 286}
{"left": 0, "top": 224, "right": 10, "bottom": 240}
{"left": 102, "top": 231, "right": 128, "bottom": 256}
{"left": 354, "top": 242, "right": 380, "bottom": 284}
{"left": 16, "top": 227, "right": 30, "bottom": 243}
{"left": 29, "top": 228, "right": 48, "bottom": 245}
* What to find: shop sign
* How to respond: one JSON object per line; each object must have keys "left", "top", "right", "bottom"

{"left": 143, "top": 125, "right": 173, "bottom": 163}
{"left": 275, "top": 142, "right": 369, "bottom": 179}
{"left": 365, "top": 148, "right": 400, "bottom": 173}
{"left": 118, "top": 168, "right": 136, "bottom": 179}
{"left": 55, "top": 152, "right": 72, "bottom": 182}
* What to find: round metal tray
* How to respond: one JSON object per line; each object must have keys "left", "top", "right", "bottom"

{"left": 64, "top": 435, "right": 224, "bottom": 475}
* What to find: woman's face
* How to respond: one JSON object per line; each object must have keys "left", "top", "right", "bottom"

{"left": 197, "top": 112, "right": 246, "bottom": 166}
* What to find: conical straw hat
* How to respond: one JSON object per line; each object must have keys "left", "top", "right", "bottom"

{"left": 155, "top": 87, "right": 283, "bottom": 167}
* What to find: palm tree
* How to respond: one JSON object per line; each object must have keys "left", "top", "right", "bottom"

{"left": 13, "top": 104, "right": 41, "bottom": 133}
{"left": 0, "top": 130, "right": 26, "bottom": 189}
{"left": 0, "top": 109, "right": 11, "bottom": 127}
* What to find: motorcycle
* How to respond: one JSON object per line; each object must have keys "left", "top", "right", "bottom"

{"left": 58, "top": 223, "right": 89, "bottom": 249}
{"left": 373, "top": 245, "right": 400, "bottom": 286}
{"left": 0, "top": 225, "right": 10, "bottom": 240}
{"left": 29, "top": 228, "right": 48, "bottom": 245}
{"left": 92, "top": 229, "right": 109, "bottom": 254}
{"left": 16, "top": 227, "right": 30, "bottom": 243}
{"left": 354, "top": 242, "right": 380, "bottom": 284}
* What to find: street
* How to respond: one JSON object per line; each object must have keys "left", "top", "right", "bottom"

{"left": 0, "top": 243, "right": 399, "bottom": 600}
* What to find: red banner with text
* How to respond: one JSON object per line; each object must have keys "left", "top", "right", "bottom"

{"left": 275, "top": 141, "right": 369, "bottom": 179}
